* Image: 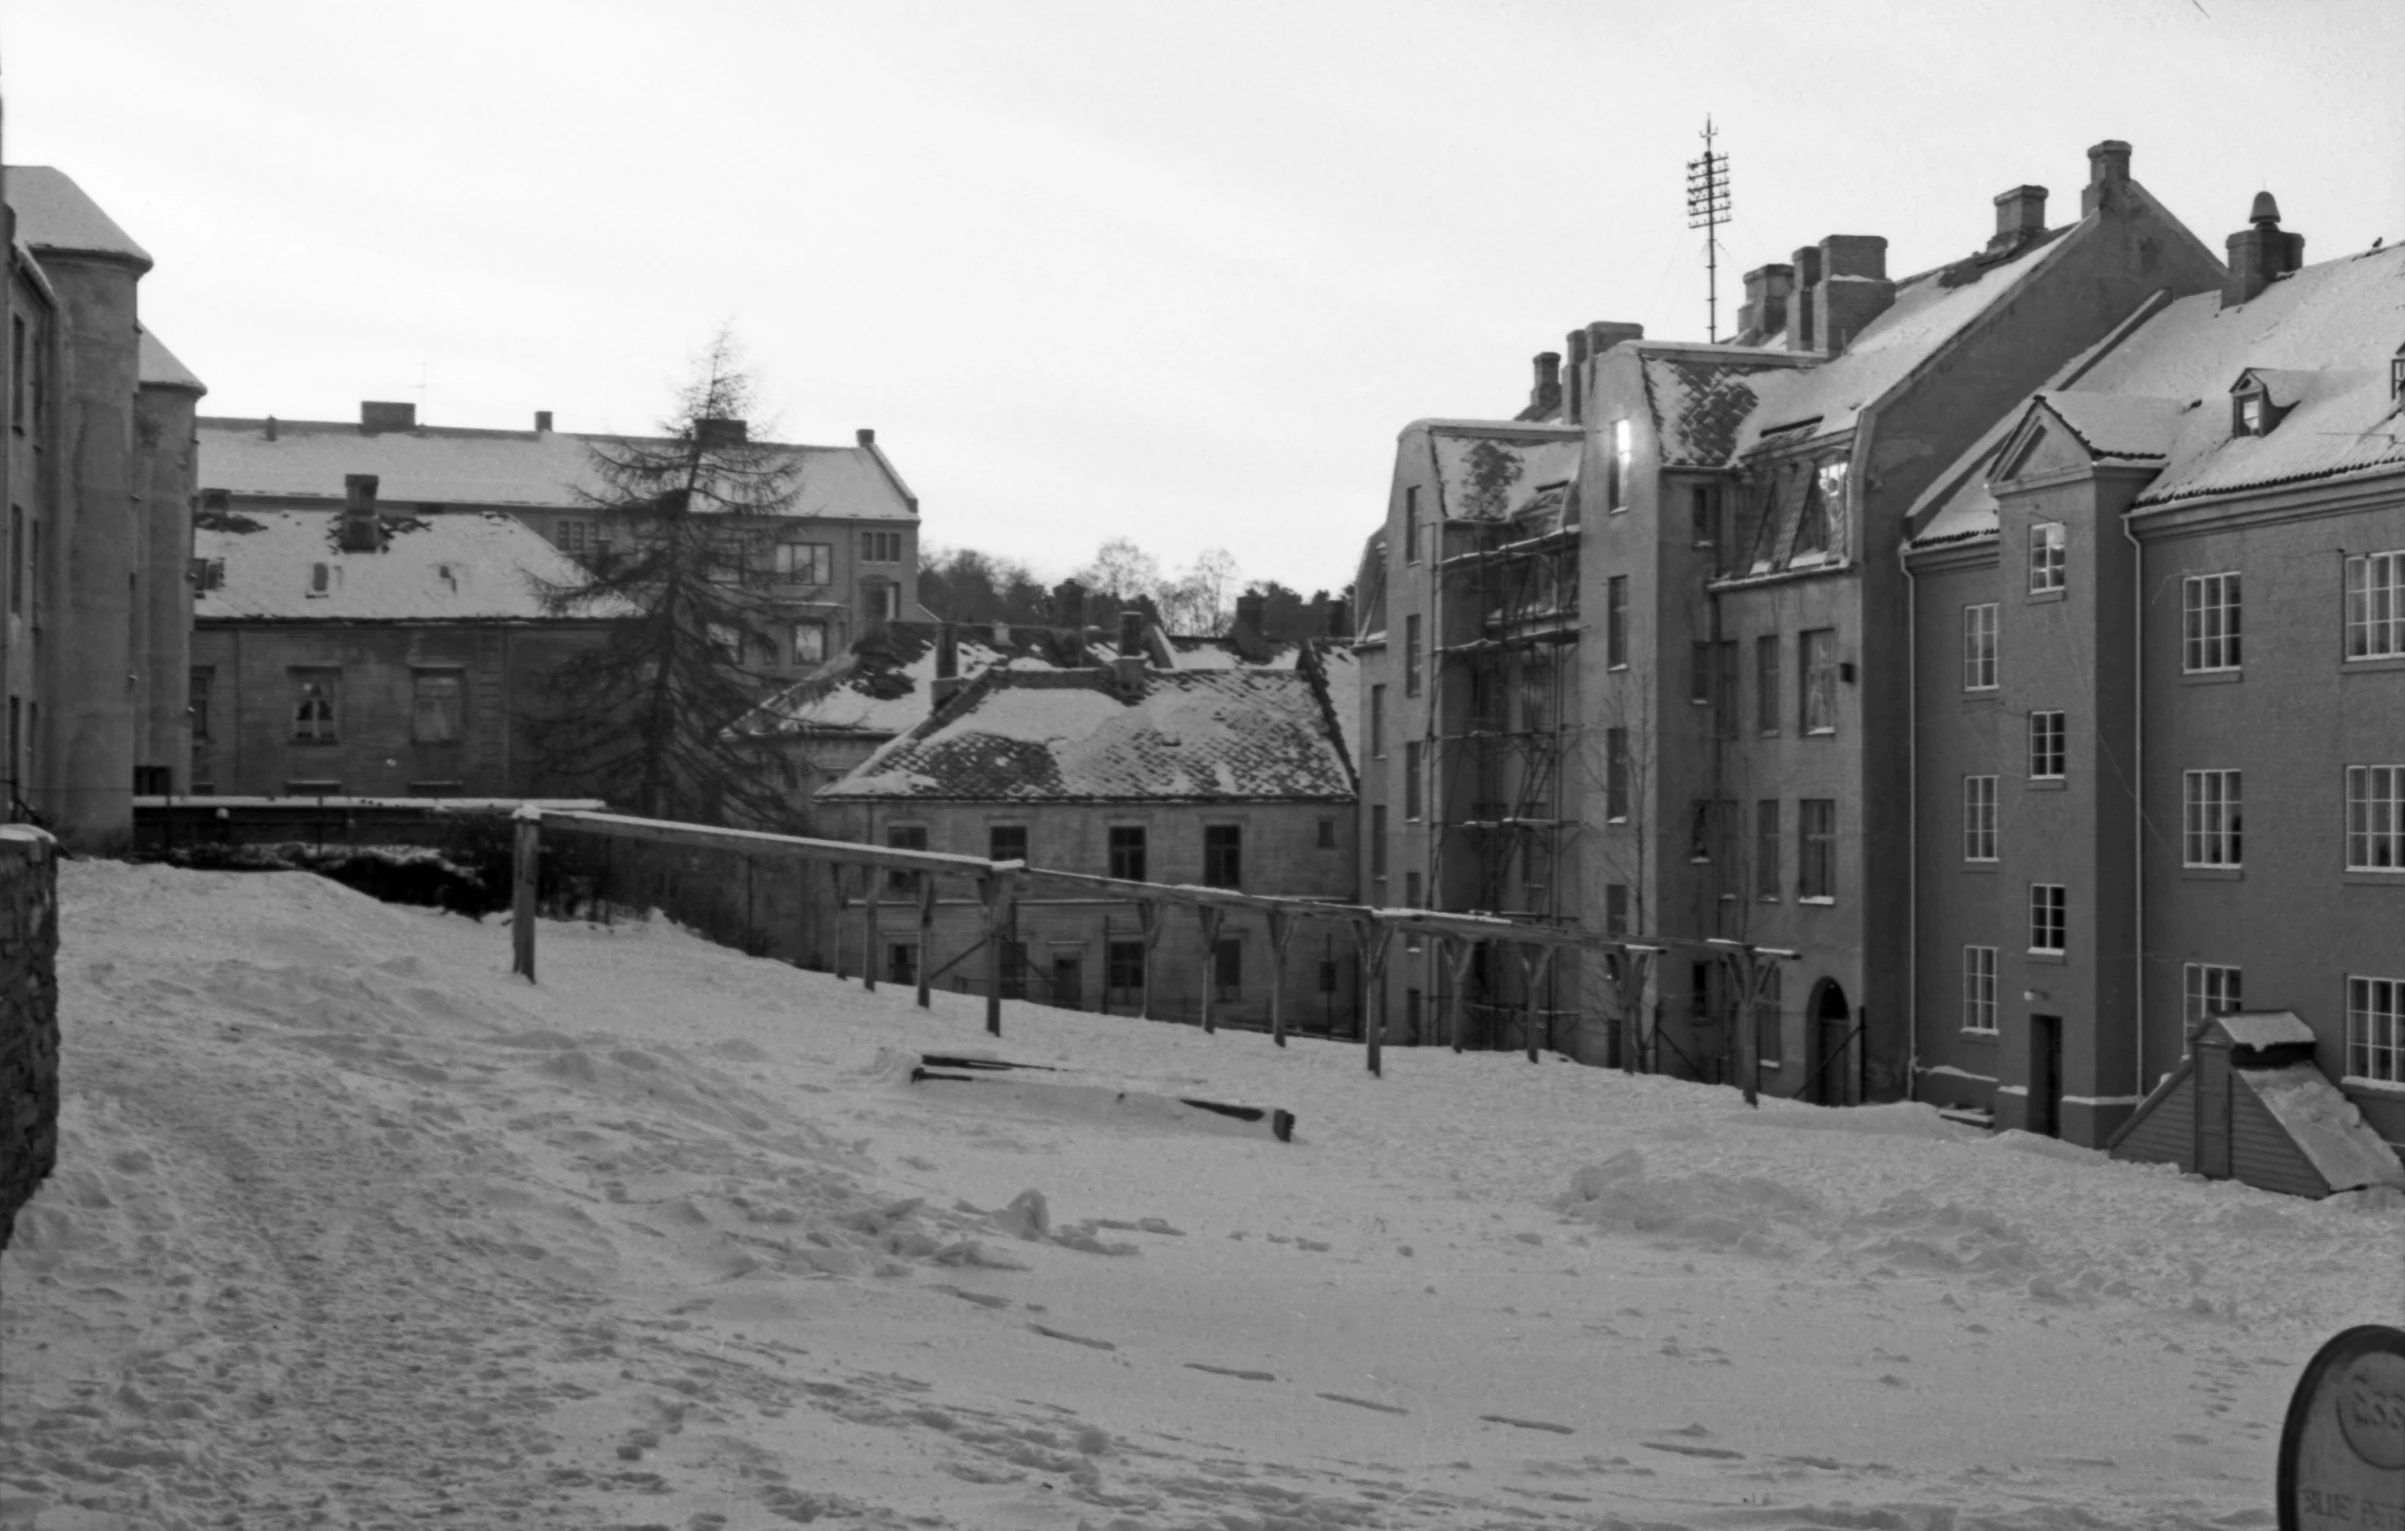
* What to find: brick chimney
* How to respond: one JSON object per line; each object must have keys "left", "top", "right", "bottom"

{"left": 695, "top": 417, "right": 747, "bottom": 449}
{"left": 1786, "top": 246, "right": 1823, "bottom": 351}
{"left": 932, "top": 624, "right": 963, "bottom": 707}
{"left": 1814, "top": 235, "right": 1895, "bottom": 353}
{"left": 856, "top": 428, "right": 876, "bottom": 446}
{"left": 534, "top": 410, "right": 553, "bottom": 432}
{"left": 1057, "top": 580, "right": 1089, "bottom": 666}
{"left": 1231, "top": 591, "right": 1271, "bottom": 662}
{"left": 1324, "top": 597, "right": 1350, "bottom": 639}
{"left": 360, "top": 400, "right": 415, "bottom": 434}
{"left": 2223, "top": 190, "right": 2306, "bottom": 309}
{"left": 1563, "top": 329, "right": 1591, "bottom": 422}
{"left": 1113, "top": 611, "right": 1146, "bottom": 694}
{"left": 339, "top": 474, "right": 383, "bottom": 553}
{"left": 1585, "top": 321, "right": 1645, "bottom": 357}
{"left": 2081, "top": 139, "right": 2133, "bottom": 217}
{"left": 1989, "top": 185, "right": 2048, "bottom": 254}
{"left": 1737, "top": 264, "right": 1794, "bottom": 342}
{"left": 1526, "top": 352, "right": 1562, "bottom": 418}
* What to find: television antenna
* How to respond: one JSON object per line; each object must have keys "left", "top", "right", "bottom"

{"left": 1686, "top": 118, "right": 1732, "bottom": 342}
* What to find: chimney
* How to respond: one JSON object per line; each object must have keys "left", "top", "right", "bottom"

{"left": 1057, "top": 580, "right": 1089, "bottom": 665}
{"left": 1113, "top": 611, "right": 1146, "bottom": 694}
{"left": 2081, "top": 139, "right": 2133, "bottom": 217}
{"left": 1990, "top": 185, "right": 2048, "bottom": 253}
{"left": 1527, "top": 352, "right": 1562, "bottom": 418}
{"left": 360, "top": 400, "right": 415, "bottom": 434}
{"left": 1584, "top": 320, "right": 1645, "bottom": 358}
{"left": 1324, "top": 597, "right": 1350, "bottom": 639}
{"left": 1815, "top": 235, "right": 1895, "bottom": 353}
{"left": 695, "top": 417, "right": 747, "bottom": 449}
{"left": 1786, "top": 246, "right": 1823, "bottom": 351}
{"left": 856, "top": 427, "right": 876, "bottom": 446}
{"left": 1564, "top": 329, "right": 1591, "bottom": 422}
{"left": 264, "top": 415, "right": 278, "bottom": 442}
{"left": 1736, "top": 264, "right": 1794, "bottom": 342}
{"left": 534, "top": 410, "right": 553, "bottom": 433}
{"left": 1231, "top": 591, "right": 1271, "bottom": 662}
{"left": 2223, "top": 190, "right": 2306, "bottom": 309}
{"left": 339, "top": 473, "right": 383, "bottom": 553}
{"left": 932, "top": 624, "right": 963, "bottom": 707}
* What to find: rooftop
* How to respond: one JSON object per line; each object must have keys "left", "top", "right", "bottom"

{"left": 194, "top": 508, "right": 630, "bottom": 622}
{"left": 4, "top": 166, "right": 152, "bottom": 269}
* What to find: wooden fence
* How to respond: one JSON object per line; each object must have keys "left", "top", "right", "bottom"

{"left": 508, "top": 807, "right": 1797, "bottom": 1089}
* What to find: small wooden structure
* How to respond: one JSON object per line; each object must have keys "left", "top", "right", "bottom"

{"left": 2108, "top": 1011, "right": 2405, "bottom": 1199}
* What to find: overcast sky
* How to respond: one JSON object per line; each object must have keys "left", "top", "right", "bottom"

{"left": 10, "top": 1, "right": 2405, "bottom": 598}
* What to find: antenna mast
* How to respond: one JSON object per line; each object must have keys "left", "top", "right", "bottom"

{"left": 1685, "top": 118, "right": 1731, "bottom": 343}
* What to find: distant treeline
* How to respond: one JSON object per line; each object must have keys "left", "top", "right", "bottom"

{"left": 918, "top": 536, "right": 1349, "bottom": 641}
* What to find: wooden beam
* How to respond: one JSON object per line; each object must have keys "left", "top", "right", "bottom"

{"left": 544, "top": 808, "right": 1010, "bottom": 879}
{"left": 1352, "top": 916, "right": 1394, "bottom": 1078}
{"left": 979, "top": 869, "right": 1017, "bottom": 1037}
{"left": 1196, "top": 904, "right": 1226, "bottom": 1035}
{"left": 1137, "top": 899, "right": 1164, "bottom": 1020}
{"left": 511, "top": 811, "right": 539, "bottom": 982}
{"left": 1265, "top": 908, "right": 1296, "bottom": 1048}
{"left": 828, "top": 862, "right": 850, "bottom": 983}
{"left": 1443, "top": 936, "right": 1477, "bottom": 1054}
{"left": 915, "top": 876, "right": 936, "bottom": 1010}
{"left": 862, "top": 862, "right": 881, "bottom": 993}
{"left": 1521, "top": 943, "right": 1557, "bottom": 1064}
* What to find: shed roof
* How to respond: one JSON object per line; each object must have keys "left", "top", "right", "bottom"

{"left": 2212, "top": 1010, "right": 2318, "bottom": 1049}
{"left": 194, "top": 508, "right": 628, "bottom": 622}
{"left": 3, "top": 166, "right": 152, "bottom": 268}
{"left": 820, "top": 668, "right": 1353, "bottom": 804}
{"left": 196, "top": 417, "right": 918, "bottom": 520}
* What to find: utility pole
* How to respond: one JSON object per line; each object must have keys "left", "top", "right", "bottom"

{"left": 1686, "top": 118, "right": 1732, "bottom": 343}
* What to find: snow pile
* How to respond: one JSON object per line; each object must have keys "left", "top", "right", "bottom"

{"left": 5, "top": 861, "right": 2401, "bottom": 1529}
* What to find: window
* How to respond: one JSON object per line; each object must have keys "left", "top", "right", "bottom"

{"left": 1108, "top": 825, "right": 1147, "bottom": 881}
{"left": 1107, "top": 940, "right": 1145, "bottom": 996}
{"left": 1964, "top": 947, "right": 1998, "bottom": 1033}
{"left": 2182, "top": 769, "right": 2242, "bottom": 867}
{"left": 1608, "top": 419, "right": 1633, "bottom": 511}
{"left": 2030, "top": 711, "right": 2066, "bottom": 780}
{"left": 793, "top": 620, "right": 828, "bottom": 666}
{"left": 189, "top": 669, "right": 212, "bottom": 742}
{"left": 1404, "top": 485, "right": 1420, "bottom": 563}
{"left": 887, "top": 943, "right": 919, "bottom": 986}
{"left": 2183, "top": 963, "right": 2243, "bottom": 1037}
{"left": 2182, "top": 572, "right": 2242, "bottom": 672}
{"left": 2346, "top": 976, "right": 2404, "bottom": 1085}
{"left": 411, "top": 670, "right": 464, "bottom": 744}
{"left": 1793, "top": 470, "right": 1830, "bottom": 557}
{"left": 1691, "top": 484, "right": 1719, "bottom": 558}
{"left": 8, "top": 505, "right": 20, "bottom": 613}
{"left": 1962, "top": 604, "right": 1999, "bottom": 691}
{"left": 1203, "top": 825, "right": 1241, "bottom": 889}
{"left": 1404, "top": 870, "right": 1422, "bottom": 909}
{"left": 1405, "top": 614, "right": 1423, "bottom": 696}
{"left": 988, "top": 824, "right": 1027, "bottom": 863}
{"left": 189, "top": 557, "right": 224, "bottom": 593}
{"left": 2234, "top": 387, "right": 2268, "bottom": 437}
{"left": 1317, "top": 817, "right": 1336, "bottom": 850}
{"left": 776, "top": 542, "right": 833, "bottom": 583}
{"left": 860, "top": 530, "right": 903, "bottom": 564}
{"left": 1370, "top": 685, "right": 1386, "bottom": 758}
{"left": 2029, "top": 521, "right": 2066, "bottom": 594}
{"left": 1605, "top": 726, "right": 1630, "bottom": 821}
{"left": 1964, "top": 776, "right": 1998, "bottom": 861}
{"left": 1688, "top": 799, "right": 1731, "bottom": 863}
{"left": 1756, "top": 965, "right": 1783, "bottom": 1068}
{"left": 887, "top": 824, "right": 928, "bottom": 892}
{"left": 863, "top": 581, "right": 897, "bottom": 622}
{"left": 1370, "top": 806, "right": 1387, "bottom": 878}
{"left": 1715, "top": 640, "right": 1738, "bottom": 738}
{"left": 1755, "top": 799, "right": 1780, "bottom": 899}
{"left": 2029, "top": 884, "right": 2067, "bottom": 954}
{"left": 1691, "top": 642, "right": 1713, "bottom": 705}
{"left": 1798, "top": 798, "right": 1835, "bottom": 900}
{"left": 2345, "top": 551, "right": 2404, "bottom": 660}
{"left": 1606, "top": 577, "right": 1628, "bottom": 667}
{"left": 1755, "top": 635, "right": 1779, "bottom": 735}
{"left": 1213, "top": 939, "right": 1243, "bottom": 1001}
{"left": 2346, "top": 765, "right": 2404, "bottom": 871}
{"left": 290, "top": 670, "right": 339, "bottom": 743}
{"left": 553, "top": 519, "right": 594, "bottom": 554}
{"left": 307, "top": 561, "right": 335, "bottom": 598}
{"left": 1404, "top": 741, "right": 1423, "bottom": 820}
{"left": 1605, "top": 883, "right": 1629, "bottom": 937}
{"left": 1800, "top": 629, "right": 1838, "bottom": 732}
{"left": 8, "top": 316, "right": 22, "bottom": 433}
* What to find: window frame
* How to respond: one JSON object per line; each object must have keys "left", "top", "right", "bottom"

{"left": 1754, "top": 798, "right": 1780, "bottom": 900}
{"left": 1963, "top": 603, "right": 2000, "bottom": 691}
{"left": 2345, "top": 550, "right": 2404, "bottom": 661}
{"left": 289, "top": 668, "right": 341, "bottom": 745}
{"left": 1403, "top": 739, "right": 1423, "bottom": 822}
{"left": 1202, "top": 824, "right": 1242, "bottom": 890}
{"left": 1369, "top": 684, "right": 1386, "bottom": 759}
{"left": 1106, "top": 939, "right": 1146, "bottom": 996}
{"left": 1369, "top": 805, "right": 1387, "bottom": 879}
{"left": 2029, "top": 883, "right": 2067, "bottom": 955}
{"left": 1755, "top": 634, "right": 1779, "bottom": 736}
{"left": 2345, "top": 764, "right": 2403, "bottom": 872}
{"left": 1107, "top": 824, "right": 1147, "bottom": 882}
{"left": 1605, "top": 726, "right": 1630, "bottom": 822}
{"left": 410, "top": 667, "right": 466, "bottom": 745}
{"left": 2346, "top": 975, "right": 2403, "bottom": 1086}
{"left": 1797, "top": 797, "right": 1835, "bottom": 901}
{"left": 886, "top": 823, "right": 929, "bottom": 892}
{"left": 1964, "top": 946, "right": 1998, "bottom": 1033}
{"left": 2181, "top": 768, "right": 2243, "bottom": 868}
{"left": 2182, "top": 571, "right": 2243, "bottom": 674}
{"left": 1964, "top": 775, "right": 1999, "bottom": 862}
{"left": 2029, "top": 520, "right": 2066, "bottom": 595}
{"left": 987, "top": 823, "right": 1029, "bottom": 864}
{"left": 1403, "top": 485, "right": 1420, "bottom": 564}
{"left": 1800, "top": 628, "right": 1839, "bottom": 734}
{"left": 1212, "top": 936, "right": 1243, "bottom": 1001}
{"left": 2183, "top": 962, "right": 2243, "bottom": 1039}
{"left": 2029, "top": 711, "right": 2067, "bottom": 781}
{"left": 1605, "top": 576, "right": 1629, "bottom": 669}
{"left": 188, "top": 667, "right": 213, "bottom": 742}
{"left": 860, "top": 530, "right": 903, "bottom": 565}
{"left": 1404, "top": 614, "right": 1423, "bottom": 696}
{"left": 1608, "top": 419, "right": 1633, "bottom": 512}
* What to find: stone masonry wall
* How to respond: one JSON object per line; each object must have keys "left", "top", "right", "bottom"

{"left": 0, "top": 827, "right": 61, "bottom": 1253}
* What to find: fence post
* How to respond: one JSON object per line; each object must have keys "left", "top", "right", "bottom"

{"left": 979, "top": 869, "right": 1017, "bottom": 1037}
{"left": 862, "top": 862, "right": 881, "bottom": 994}
{"left": 827, "top": 863, "right": 849, "bottom": 982}
{"left": 1196, "top": 904, "right": 1225, "bottom": 1034}
{"left": 1137, "top": 899, "right": 1163, "bottom": 1020}
{"left": 1522, "top": 942, "right": 1556, "bottom": 1064}
{"left": 1444, "top": 936, "right": 1476, "bottom": 1054}
{"left": 1265, "top": 908, "right": 1296, "bottom": 1047}
{"left": 1354, "top": 916, "right": 1393, "bottom": 1078}
{"left": 511, "top": 809, "right": 539, "bottom": 982}
{"left": 915, "top": 875, "right": 936, "bottom": 1010}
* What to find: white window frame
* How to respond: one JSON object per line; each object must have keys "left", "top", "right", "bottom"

{"left": 1963, "top": 603, "right": 1999, "bottom": 691}
{"left": 1800, "top": 628, "right": 1838, "bottom": 734}
{"left": 2029, "top": 710, "right": 2066, "bottom": 780}
{"left": 2181, "top": 768, "right": 2243, "bottom": 868}
{"left": 2345, "top": 550, "right": 2404, "bottom": 661}
{"left": 1964, "top": 775, "right": 1998, "bottom": 862}
{"left": 2346, "top": 764, "right": 2404, "bottom": 871}
{"left": 2183, "top": 962, "right": 2243, "bottom": 1039}
{"left": 1609, "top": 419, "right": 1633, "bottom": 512}
{"left": 2029, "top": 521, "right": 2066, "bottom": 594}
{"left": 1963, "top": 946, "right": 1998, "bottom": 1034}
{"left": 2347, "top": 975, "right": 2404, "bottom": 1086}
{"left": 2182, "top": 572, "right": 2243, "bottom": 673}
{"left": 2029, "top": 883, "right": 2066, "bottom": 955}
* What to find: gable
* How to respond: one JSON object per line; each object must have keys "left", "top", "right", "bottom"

{"left": 1993, "top": 417, "right": 2094, "bottom": 485}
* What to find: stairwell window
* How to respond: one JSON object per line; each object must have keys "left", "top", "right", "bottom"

{"left": 2183, "top": 573, "right": 2242, "bottom": 672}
{"left": 1800, "top": 629, "right": 1838, "bottom": 733}
{"left": 1755, "top": 799, "right": 1780, "bottom": 900}
{"left": 1404, "top": 486, "right": 1420, "bottom": 563}
{"left": 1369, "top": 807, "right": 1387, "bottom": 878}
{"left": 1964, "top": 947, "right": 1998, "bottom": 1033}
{"left": 2346, "top": 765, "right": 2403, "bottom": 871}
{"left": 860, "top": 530, "right": 903, "bottom": 564}
{"left": 1404, "top": 741, "right": 1423, "bottom": 821}
{"left": 1605, "top": 727, "right": 1630, "bottom": 821}
{"left": 2346, "top": 975, "right": 2403, "bottom": 1085}
{"left": 1963, "top": 604, "right": 1999, "bottom": 691}
{"left": 1605, "top": 883, "right": 1629, "bottom": 936}
{"left": 1608, "top": 419, "right": 1633, "bottom": 512}
{"left": 1964, "top": 775, "right": 1999, "bottom": 862}
{"left": 1798, "top": 799, "right": 1835, "bottom": 901}
{"left": 2182, "top": 769, "right": 2242, "bottom": 868}
{"left": 2029, "top": 521, "right": 2066, "bottom": 594}
{"left": 2345, "top": 551, "right": 2404, "bottom": 660}
{"left": 2029, "top": 884, "right": 2067, "bottom": 955}
{"left": 1405, "top": 614, "right": 1423, "bottom": 696}
{"left": 1606, "top": 577, "right": 1628, "bottom": 668}
{"left": 2030, "top": 711, "right": 2066, "bottom": 780}
{"left": 1756, "top": 636, "right": 1779, "bottom": 735}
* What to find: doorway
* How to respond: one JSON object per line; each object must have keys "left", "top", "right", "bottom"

{"left": 1807, "top": 979, "right": 1851, "bottom": 1106}
{"left": 1051, "top": 955, "right": 1082, "bottom": 1011}
{"left": 2027, "top": 1014, "right": 2063, "bottom": 1138}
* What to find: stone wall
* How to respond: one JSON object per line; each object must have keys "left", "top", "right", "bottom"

{"left": 0, "top": 827, "right": 60, "bottom": 1253}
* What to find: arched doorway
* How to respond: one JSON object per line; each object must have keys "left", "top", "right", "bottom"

{"left": 1806, "top": 979, "right": 1851, "bottom": 1106}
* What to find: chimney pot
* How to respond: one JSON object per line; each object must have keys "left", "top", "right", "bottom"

{"left": 1527, "top": 352, "right": 1563, "bottom": 418}
{"left": 534, "top": 410, "right": 553, "bottom": 432}
{"left": 856, "top": 427, "right": 876, "bottom": 446}
{"left": 1324, "top": 597, "right": 1350, "bottom": 639}
{"left": 2082, "top": 140, "right": 2134, "bottom": 215}
{"left": 1787, "top": 247, "right": 1824, "bottom": 351}
{"left": 339, "top": 473, "right": 384, "bottom": 552}
{"left": 2223, "top": 189, "right": 2305, "bottom": 309}
{"left": 695, "top": 417, "right": 748, "bottom": 449}
{"left": 936, "top": 624, "right": 959, "bottom": 680}
{"left": 1113, "top": 611, "right": 1147, "bottom": 693}
{"left": 1814, "top": 235, "right": 1896, "bottom": 353}
{"left": 1737, "top": 264, "right": 1794, "bottom": 343}
{"left": 360, "top": 400, "right": 416, "bottom": 434}
{"left": 1992, "top": 185, "right": 2048, "bottom": 243}
{"left": 1564, "top": 330, "right": 1591, "bottom": 421}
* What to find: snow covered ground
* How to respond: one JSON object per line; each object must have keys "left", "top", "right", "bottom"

{"left": 6, "top": 861, "right": 2402, "bottom": 1530}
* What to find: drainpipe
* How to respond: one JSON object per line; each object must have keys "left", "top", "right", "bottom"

{"left": 1897, "top": 535, "right": 1918, "bottom": 1102}
{"left": 2121, "top": 510, "right": 2146, "bottom": 1103}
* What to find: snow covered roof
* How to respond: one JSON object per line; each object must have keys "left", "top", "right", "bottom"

{"left": 2034, "top": 391, "right": 2190, "bottom": 460}
{"left": 4, "top": 166, "right": 152, "bottom": 269}
{"left": 194, "top": 508, "right": 630, "bottom": 622}
{"left": 821, "top": 668, "right": 1354, "bottom": 804}
{"left": 1638, "top": 347, "right": 1807, "bottom": 466}
{"left": 196, "top": 418, "right": 918, "bottom": 520}
{"left": 1413, "top": 422, "right": 1581, "bottom": 522}
{"left": 2242, "top": 1061, "right": 2405, "bottom": 1194}
{"left": 138, "top": 328, "right": 206, "bottom": 394}
{"left": 2212, "top": 1010, "right": 2318, "bottom": 1049}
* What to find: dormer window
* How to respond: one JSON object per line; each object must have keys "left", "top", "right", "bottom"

{"left": 307, "top": 561, "right": 333, "bottom": 597}
{"left": 2390, "top": 346, "right": 2404, "bottom": 402}
{"left": 2235, "top": 387, "right": 2268, "bottom": 436}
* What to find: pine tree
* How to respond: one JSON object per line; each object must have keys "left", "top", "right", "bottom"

{"left": 530, "top": 332, "right": 804, "bottom": 827}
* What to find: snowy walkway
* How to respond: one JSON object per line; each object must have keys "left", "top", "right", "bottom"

{"left": 4, "top": 862, "right": 2398, "bottom": 1529}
